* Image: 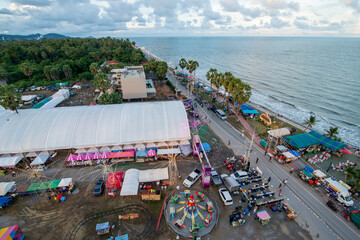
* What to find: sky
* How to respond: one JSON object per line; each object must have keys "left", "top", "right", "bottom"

{"left": 0, "top": 0, "right": 359, "bottom": 37}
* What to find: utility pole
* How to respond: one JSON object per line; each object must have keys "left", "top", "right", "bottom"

{"left": 246, "top": 133, "right": 255, "bottom": 164}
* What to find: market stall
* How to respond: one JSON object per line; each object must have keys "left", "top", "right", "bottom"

{"left": 0, "top": 182, "right": 16, "bottom": 196}
{"left": 96, "top": 222, "right": 110, "bottom": 235}
{"left": 282, "top": 202, "right": 297, "bottom": 220}
{"left": 313, "top": 170, "right": 327, "bottom": 184}
{"left": 139, "top": 168, "right": 168, "bottom": 201}
{"left": 281, "top": 151, "right": 301, "bottom": 163}
{"left": 30, "top": 154, "right": 50, "bottom": 171}
{"left": 57, "top": 178, "right": 74, "bottom": 192}
{"left": 157, "top": 148, "right": 181, "bottom": 160}
{"left": 299, "top": 166, "right": 317, "bottom": 184}
{"left": 135, "top": 150, "right": 147, "bottom": 162}
{"left": 146, "top": 149, "right": 157, "bottom": 162}
{"left": 109, "top": 151, "right": 135, "bottom": 164}
{"left": 106, "top": 172, "right": 123, "bottom": 196}
{"left": 257, "top": 209, "right": 271, "bottom": 225}
{"left": 0, "top": 156, "right": 23, "bottom": 169}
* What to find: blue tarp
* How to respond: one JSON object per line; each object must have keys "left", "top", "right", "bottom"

{"left": 136, "top": 150, "right": 147, "bottom": 157}
{"left": 289, "top": 150, "right": 301, "bottom": 157}
{"left": 0, "top": 196, "right": 11, "bottom": 207}
{"left": 242, "top": 109, "right": 259, "bottom": 114}
{"left": 204, "top": 87, "right": 213, "bottom": 92}
{"left": 304, "top": 166, "right": 314, "bottom": 173}
{"left": 241, "top": 104, "right": 253, "bottom": 110}
{"left": 200, "top": 143, "right": 211, "bottom": 152}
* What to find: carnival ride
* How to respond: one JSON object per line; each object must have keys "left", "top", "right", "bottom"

{"left": 165, "top": 190, "right": 217, "bottom": 237}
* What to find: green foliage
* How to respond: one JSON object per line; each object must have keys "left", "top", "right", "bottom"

{"left": 0, "top": 84, "right": 21, "bottom": 113}
{"left": 92, "top": 72, "right": 110, "bottom": 93}
{"left": 345, "top": 166, "right": 360, "bottom": 192}
{"left": 304, "top": 115, "right": 318, "bottom": 130}
{"left": 0, "top": 38, "right": 145, "bottom": 86}
{"left": 166, "top": 80, "right": 176, "bottom": 93}
{"left": 98, "top": 92, "right": 122, "bottom": 105}
{"left": 326, "top": 126, "right": 339, "bottom": 139}
{"left": 179, "top": 58, "right": 188, "bottom": 72}
{"left": 143, "top": 59, "right": 168, "bottom": 79}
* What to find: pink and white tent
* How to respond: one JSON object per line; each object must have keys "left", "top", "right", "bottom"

{"left": 76, "top": 154, "right": 85, "bottom": 161}
{"left": 92, "top": 152, "right": 102, "bottom": 159}
{"left": 101, "top": 152, "right": 110, "bottom": 159}
{"left": 66, "top": 154, "right": 77, "bottom": 162}
{"left": 84, "top": 153, "right": 94, "bottom": 160}
{"left": 147, "top": 149, "right": 156, "bottom": 157}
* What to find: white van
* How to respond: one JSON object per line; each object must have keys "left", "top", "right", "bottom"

{"left": 216, "top": 109, "right": 227, "bottom": 120}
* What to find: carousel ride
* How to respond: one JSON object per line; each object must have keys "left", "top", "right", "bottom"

{"left": 165, "top": 190, "right": 217, "bottom": 238}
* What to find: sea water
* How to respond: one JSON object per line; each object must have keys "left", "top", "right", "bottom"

{"left": 131, "top": 37, "right": 360, "bottom": 148}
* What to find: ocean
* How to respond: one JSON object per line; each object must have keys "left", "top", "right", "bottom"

{"left": 130, "top": 37, "right": 360, "bottom": 148}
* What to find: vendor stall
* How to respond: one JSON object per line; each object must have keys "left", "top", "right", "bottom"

{"left": 313, "top": 170, "right": 327, "bottom": 184}
{"left": 157, "top": 148, "right": 181, "bottom": 159}
{"left": 282, "top": 202, "right": 297, "bottom": 220}
{"left": 146, "top": 149, "right": 157, "bottom": 162}
{"left": 0, "top": 156, "right": 23, "bottom": 169}
{"left": 58, "top": 178, "right": 74, "bottom": 192}
{"left": 200, "top": 143, "right": 212, "bottom": 156}
{"left": 120, "top": 169, "right": 139, "bottom": 196}
{"left": 0, "top": 225, "right": 24, "bottom": 240}
{"left": 299, "top": 167, "right": 317, "bottom": 185}
{"left": 30, "top": 154, "right": 50, "bottom": 171}
{"left": 106, "top": 172, "right": 123, "bottom": 196}
{"left": 0, "top": 182, "right": 16, "bottom": 196}
{"left": 281, "top": 151, "right": 301, "bottom": 163}
{"left": 96, "top": 222, "right": 110, "bottom": 235}
{"left": 139, "top": 168, "right": 168, "bottom": 201}
{"left": 257, "top": 209, "right": 271, "bottom": 225}
{"left": 109, "top": 151, "right": 134, "bottom": 164}
{"left": 135, "top": 151, "right": 147, "bottom": 162}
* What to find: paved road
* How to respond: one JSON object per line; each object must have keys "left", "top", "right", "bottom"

{"left": 168, "top": 73, "right": 360, "bottom": 240}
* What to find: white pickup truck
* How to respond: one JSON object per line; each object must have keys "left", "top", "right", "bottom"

{"left": 325, "top": 178, "right": 354, "bottom": 206}
{"left": 183, "top": 168, "right": 202, "bottom": 188}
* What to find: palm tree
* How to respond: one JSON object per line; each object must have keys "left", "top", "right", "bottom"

{"left": 92, "top": 72, "right": 110, "bottom": 93}
{"left": 0, "top": 66, "right": 9, "bottom": 83}
{"left": 179, "top": 58, "right": 188, "bottom": 80}
{"left": 215, "top": 72, "right": 223, "bottom": 95}
{"left": 206, "top": 68, "right": 217, "bottom": 89}
{"left": 304, "top": 115, "right": 317, "bottom": 130}
{"left": 231, "top": 79, "right": 251, "bottom": 108}
{"left": 326, "top": 126, "right": 339, "bottom": 139}
{"left": 223, "top": 72, "right": 233, "bottom": 97}
{"left": 19, "top": 61, "right": 33, "bottom": 79}
{"left": 90, "top": 63, "right": 99, "bottom": 77}
{"left": 0, "top": 84, "right": 21, "bottom": 114}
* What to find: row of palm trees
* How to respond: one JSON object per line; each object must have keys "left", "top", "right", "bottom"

{"left": 304, "top": 115, "right": 341, "bottom": 141}
{"left": 206, "top": 68, "right": 251, "bottom": 107}
{"left": 178, "top": 58, "right": 199, "bottom": 81}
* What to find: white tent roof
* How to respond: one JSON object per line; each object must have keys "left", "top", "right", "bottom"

{"left": 0, "top": 101, "right": 190, "bottom": 154}
{"left": 157, "top": 148, "right": 181, "bottom": 155}
{"left": 267, "top": 128, "right": 291, "bottom": 137}
{"left": 283, "top": 151, "right": 295, "bottom": 159}
{"left": 0, "top": 156, "right": 22, "bottom": 167}
{"left": 0, "top": 182, "right": 16, "bottom": 196}
{"left": 313, "top": 170, "right": 326, "bottom": 178}
{"left": 58, "top": 178, "right": 73, "bottom": 188}
{"left": 30, "top": 154, "right": 50, "bottom": 166}
{"left": 120, "top": 169, "right": 139, "bottom": 196}
{"left": 139, "top": 167, "right": 169, "bottom": 183}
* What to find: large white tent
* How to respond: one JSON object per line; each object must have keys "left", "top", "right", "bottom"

{"left": 30, "top": 154, "right": 50, "bottom": 166}
{"left": 139, "top": 167, "right": 169, "bottom": 183}
{"left": 0, "top": 182, "right": 16, "bottom": 196}
{"left": 120, "top": 169, "right": 140, "bottom": 196}
{"left": 0, "top": 101, "right": 190, "bottom": 154}
{"left": 267, "top": 128, "right": 291, "bottom": 138}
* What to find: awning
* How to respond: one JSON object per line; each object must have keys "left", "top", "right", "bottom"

{"left": 30, "top": 154, "right": 50, "bottom": 166}
{"left": 289, "top": 150, "right": 301, "bottom": 157}
{"left": 123, "top": 144, "right": 134, "bottom": 150}
{"left": 135, "top": 151, "right": 147, "bottom": 157}
{"left": 99, "top": 146, "right": 111, "bottom": 152}
{"left": 0, "top": 196, "right": 12, "bottom": 207}
{"left": 276, "top": 145, "right": 288, "bottom": 151}
{"left": 301, "top": 169, "right": 313, "bottom": 178}
{"left": 313, "top": 170, "right": 326, "bottom": 179}
{"left": 139, "top": 167, "right": 169, "bottom": 183}
{"left": 49, "top": 180, "right": 61, "bottom": 189}
{"left": 58, "top": 178, "right": 73, "bottom": 188}
{"left": 167, "top": 141, "right": 179, "bottom": 146}
{"left": 242, "top": 109, "right": 259, "bottom": 114}
{"left": 308, "top": 131, "right": 347, "bottom": 151}
{"left": 145, "top": 143, "right": 157, "bottom": 148}
{"left": 284, "top": 133, "right": 319, "bottom": 149}
{"left": 147, "top": 149, "right": 156, "bottom": 157}
{"left": 75, "top": 148, "right": 87, "bottom": 154}
{"left": 283, "top": 152, "right": 295, "bottom": 159}
{"left": 268, "top": 128, "right": 291, "bottom": 137}
{"left": 111, "top": 146, "right": 122, "bottom": 151}
{"left": 87, "top": 147, "right": 98, "bottom": 153}
{"left": 156, "top": 142, "right": 168, "bottom": 147}
{"left": 0, "top": 156, "right": 22, "bottom": 168}
{"left": 179, "top": 140, "right": 190, "bottom": 146}
{"left": 25, "top": 152, "right": 37, "bottom": 157}
{"left": 109, "top": 151, "right": 134, "bottom": 158}
{"left": 0, "top": 182, "right": 16, "bottom": 196}
{"left": 120, "top": 169, "right": 139, "bottom": 196}
{"left": 134, "top": 143, "right": 145, "bottom": 149}
{"left": 157, "top": 148, "right": 181, "bottom": 155}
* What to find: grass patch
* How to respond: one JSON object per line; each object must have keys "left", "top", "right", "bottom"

{"left": 198, "top": 124, "right": 220, "bottom": 145}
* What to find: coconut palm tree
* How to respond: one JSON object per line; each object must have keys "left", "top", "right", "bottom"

{"left": 304, "top": 115, "right": 317, "bottom": 130}
{"left": 215, "top": 72, "right": 223, "bottom": 95}
{"left": 92, "top": 72, "right": 110, "bottom": 93}
{"left": 0, "top": 84, "right": 21, "bottom": 113}
{"left": 326, "top": 126, "right": 339, "bottom": 139}
{"left": 222, "top": 72, "right": 233, "bottom": 97}
{"left": 231, "top": 79, "right": 251, "bottom": 108}
{"left": 206, "top": 68, "right": 217, "bottom": 89}
{"left": 179, "top": 58, "right": 188, "bottom": 80}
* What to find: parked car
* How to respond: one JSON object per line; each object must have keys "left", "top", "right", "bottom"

{"left": 208, "top": 104, "right": 217, "bottom": 113}
{"left": 183, "top": 168, "right": 202, "bottom": 188}
{"left": 36, "top": 94, "right": 45, "bottom": 100}
{"left": 216, "top": 109, "right": 227, "bottom": 120}
{"left": 19, "top": 88, "right": 25, "bottom": 92}
{"left": 230, "top": 170, "right": 248, "bottom": 181}
{"left": 219, "top": 188, "right": 233, "bottom": 205}
{"left": 93, "top": 178, "right": 105, "bottom": 196}
{"left": 327, "top": 200, "right": 338, "bottom": 212}
{"left": 210, "top": 168, "right": 222, "bottom": 186}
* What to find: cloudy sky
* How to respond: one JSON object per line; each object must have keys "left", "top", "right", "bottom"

{"left": 0, "top": 0, "right": 359, "bottom": 37}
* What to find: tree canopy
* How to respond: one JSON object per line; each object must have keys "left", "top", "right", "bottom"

{"left": 143, "top": 59, "right": 168, "bottom": 80}
{"left": 0, "top": 38, "right": 146, "bottom": 88}
{"left": 0, "top": 84, "right": 21, "bottom": 113}
{"left": 98, "top": 92, "right": 122, "bottom": 105}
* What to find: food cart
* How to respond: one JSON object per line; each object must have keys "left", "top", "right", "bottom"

{"left": 96, "top": 222, "right": 110, "bottom": 235}
{"left": 257, "top": 209, "right": 271, "bottom": 225}
{"left": 282, "top": 202, "right": 297, "bottom": 220}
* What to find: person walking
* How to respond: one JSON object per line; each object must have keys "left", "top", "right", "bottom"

{"left": 264, "top": 150, "right": 267, "bottom": 155}
{"left": 279, "top": 189, "right": 282, "bottom": 196}
{"left": 278, "top": 183, "right": 282, "bottom": 189}
{"left": 256, "top": 157, "right": 259, "bottom": 164}
{"left": 269, "top": 156, "right": 272, "bottom": 161}
{"left": 267, "top": 176, "right": 271, "bottom": 183}
{"left": 228, "top": 140, "right": 231, "bottom": 145}
{"left": 283, "top": 179, "right": 288, "bottom": 185}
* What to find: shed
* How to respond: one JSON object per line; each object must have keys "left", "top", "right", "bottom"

{"left": 0, "top": 156, "right": 22, "bottom": 168}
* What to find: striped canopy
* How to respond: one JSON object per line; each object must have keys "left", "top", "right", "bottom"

{"left": 308, "top": 131, "right": 346, "bottom": 151}
{"left": 284, "top": 133, "right": 319, "bottom": 149}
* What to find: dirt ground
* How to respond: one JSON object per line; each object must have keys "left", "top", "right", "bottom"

{"left": 0, "top": 125, "right": 312, "bottom": 240}
{"left": 154, "top": 82, "right": 176, "bottom": 98}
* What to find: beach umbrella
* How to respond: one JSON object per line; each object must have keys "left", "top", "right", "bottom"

{"left": 76, "top": 154, "right": 84, "bottom": 161}
{"left": 66, "top": 154, "right": 76, "bottom": 162}
{"left": 101, "top": 152, "right": 110, "bottom": 159}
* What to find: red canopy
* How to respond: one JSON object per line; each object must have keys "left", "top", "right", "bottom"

{"left": 106, "top": 172, "right": 123, "bottom": 190}
{"left": 109, "top": 151, "right": 134, "bottom": 159}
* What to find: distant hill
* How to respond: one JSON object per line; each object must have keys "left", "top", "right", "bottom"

{"left": 0, "top": 33, "right": 71, "bottom": 41}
